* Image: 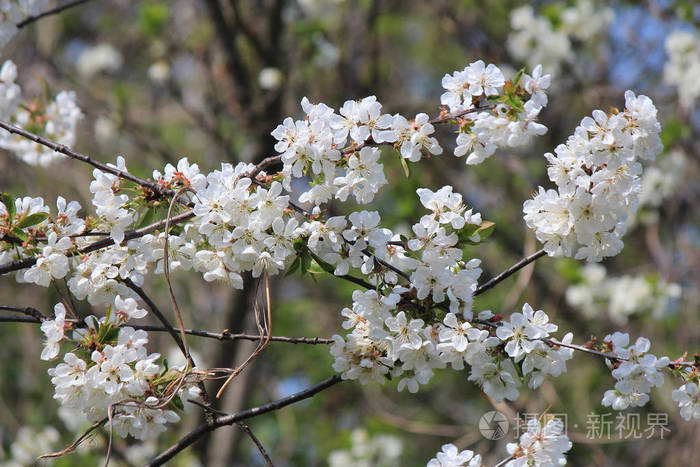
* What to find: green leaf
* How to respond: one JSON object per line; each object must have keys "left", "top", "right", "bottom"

{"left": 139, "top": 1, "right": 169, "bottom": 37}
{"left": 513, "top": 67, "right": 526, "bottom": 86}
{"left": 400, "top": 157, "right": 410, "bottom": 178}
{"left": 1, "top": 193, "right": 15, "bottom": 220}
{"left": 101, "top": 326, "right": 120, "bottom": 344}
{"left": 12, "top": 227, "right": 27, "bottom": 242}
{"left": 460, "top": 220, "right": 496, "bottom": 244}
{"left": 284, "top": 256, "right": 301, "bottom": 277}
{"left": 300, "top": 251, "right": 312, "bottom": 275}
{"left": 15, "top": 212, "right": 49, "bottom": 229}
{"left": 172, "top": 394, "right": 184, "bottom": 411}
{"left": 136, "top": 207, "right": 157, "bottom": 229}
{"left": 505, "top": 95, "right": 524, "bottom": 112}
{"left": 475, "top": 220, "right": 496, "bottom": 240}
{"left": 308, "top": 250, "right": 336, "bottom": 274}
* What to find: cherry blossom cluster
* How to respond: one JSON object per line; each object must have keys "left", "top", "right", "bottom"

{"left": 672, "top": 380, "right": 700, "bottom": 421}
{"left": 664, "top": 29, "right": 700, "bottom": 108}
{"left": 0, "top": 60, "right": 83, "bottom": 166}
{"left": 441, "top": 62, "right": 549, "bottom": 165}
{"left": 40, "top": 299, "right": 201, "bottom": 440}
{"left": 523, "top": 91, "right": 663, "bottom": 262}
{"left": 508, "top": 1, "right": 614, "bottom": 76}
{"left": 427, "top": 444, "right": 482, "bottom": 467}
{"left": 0, "top": 425, "right": 59, "bottom": 467}
{"left": 635, "top": 149, "right": 686, "bottom": 226}
{"left": 0, "top": 1, "right": 49, "bottom": 49}
{"left": 566, "top": 263, "right": 681, "bottom": 324}
{"left": 189, "top": 160, "right": 302, "bottom": 284}
{"left": 330, "top": 291, "right": 573, "bottom": 402}
{"left": 504, "top": 417, "right": 572, "bottom": 467}
{"left": 327, "top": 429, "right": 403, "bottom": 467}
{"left": 271, "top": 61, "right": 550, "bottom": 206}
{"left": 426, "top": 417, "right": 572, "bottom": 467}
{"left": 600, "top": 332, "right": 669, "bottom": 411}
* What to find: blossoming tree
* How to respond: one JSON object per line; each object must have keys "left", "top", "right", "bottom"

{"left": 0, "top": 1, "right": 698, "bottom": 466}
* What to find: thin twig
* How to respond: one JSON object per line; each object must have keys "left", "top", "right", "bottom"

{"left": 17, "top": 0, "right": 94, "bottom": 28}
{"left": 0, "top": 119, "right": 171, "bottom": 198}
{"left": 0, "top": 304, "right": 46, "bottom": 321}
{"left": 0, "top": 210, "right": 195, "bottom": 276}
{"left": 237, "top": 422, "right": 274, "bottom": 466}
{"left": 40, "top": 417, "right": 107, "bottom": 458}
{"left": 122, "top": 279, "right": 188, "bottom": 358}
{"left": 146, "top": 374, "right": 342, "bottom": 466}
{"left": 494, "top": 455, "right": 515, "bottom": 467}
{"left": 0, "top": 314, "right": 334, "bottom": 344}
{"left": 474, "top": 248, "right": 547, "bottom": 296}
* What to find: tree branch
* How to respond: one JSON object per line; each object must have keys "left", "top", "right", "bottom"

{"left": 0, "top": 314, "right": 333, "bottom": 344}
{"left": 146, "top": 374, "right": 342, "bottom": 466}
{"left": 122, "top": 278, "right": 189, "bottom": 358}
{"left": 16, "top": 0, "right": 95, "bottom": 29}
{"left": 0, "top": 210, "right": 194, "bottom": 276}
{"left": 236, "top": 422, "right": 273, "bottom": 466}
{"left": 0, "top": 119, "right": 173, "bottom": 198}
{"left": 474, "top": 248, "right": 547, "bottom": 296}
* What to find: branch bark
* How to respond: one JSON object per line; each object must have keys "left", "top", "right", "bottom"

{"left": 0, "top": 119, "right": 172, "bottom": 198}
{"left": 146, "top": 374, "right": 342, "bottom": 466}
{"left": 16, "top": 0, "right": 95, "bottom": 28}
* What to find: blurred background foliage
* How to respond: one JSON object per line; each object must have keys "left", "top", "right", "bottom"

{"left": 0, "top": 0, "right": 698, "bottom": 465}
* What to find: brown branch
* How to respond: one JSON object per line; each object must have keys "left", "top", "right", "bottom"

{"left": 0, "top": 210, "right": 195, "bottom": 276}
{"left": 146, "top": 374, "right": 342, "bottom": 466}
{"left": 203, "top": 0, "right": 252, "bottom": 107}
{"left": 237, "top": 422, "right": 274, "bottom": 466}
{"left": 0, "top": 119, "right": 171, "bottom": 198}
{"left": 474, "top": 248, "right": 547, "bottom": 296}
{"left": 0, "top": 314, "right": 333, "bottom": 344}
{"left": 429, "top": 104, "right": 496, "bottom": 125}
{"left": 17, "top": 0, "right": 94, "bottom": 28}
{"left": 0, "top": 304, "right": 46, "bottom": 321}
{"left": 122, "top": 279, "right": 188, "bottom": 358}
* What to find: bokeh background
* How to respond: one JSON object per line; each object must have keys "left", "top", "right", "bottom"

{"left": 0, "top": 0, "right": 698, "bottom": 465}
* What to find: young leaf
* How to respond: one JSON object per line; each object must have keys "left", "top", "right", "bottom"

{"left": 284, "top": 256, "right": 301, "bottom": 277}
{"left": 513, "top": 67, "right": 526, "bottom": 86}
{"left": 12, "top": 227, "right": 27, "bottom": 242}
{"left": 300, "top": 251, "right": 312, "bottom": 275}
{"left": 136, "top": 207, "right": 157, "bottom": 229}
{"left": 1, "top": 193, "right": 15, "bottom": 220}
{"left": 400, "top": 157, "right": 411, "bottom": 178}
{"left": 16, "top": 212, "right": 49, "bottom": 229}
{"left": 172, "top": 394, "right": 184, "bottom": 411}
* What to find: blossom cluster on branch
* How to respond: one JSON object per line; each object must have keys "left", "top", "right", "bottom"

{"left": 522, "top": 91, "right": 663, "bottom": 261}
{"left": 40, "top": 299, "right": 202, "bottom": 440}
{"left": 427, "top": 417, "right": 572, "bottom": 467}
{"left": 0, "top": 60, "right": 82, "bottom": 166}
{"left": 566, "top": 263, "right": 681, "bottom": 324}
{"left": 0, "top": 55, "right": 697, "bottom": 466}
{"left": 0, "top": 1, "right": 49, "bottom": 48}
{"left": 508, "top": 0, "right": 614, "bottom": 77}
